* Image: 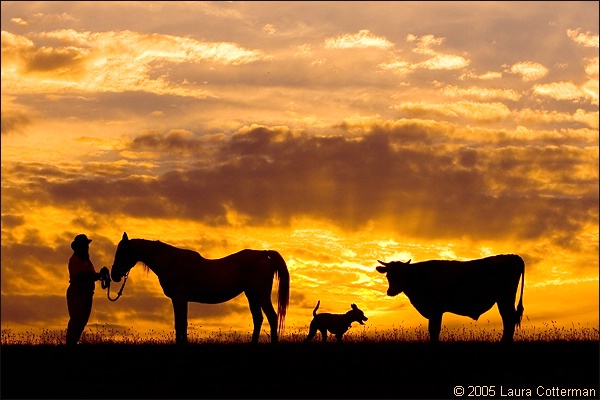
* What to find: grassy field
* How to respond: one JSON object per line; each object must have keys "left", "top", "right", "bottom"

{"left": 1, "top": 325, "right": 598, "bottom": 399}
{"left": 2, "top": 320, "right": 598, "bottom": 345}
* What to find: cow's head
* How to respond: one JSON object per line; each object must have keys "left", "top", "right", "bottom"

{"left": 376, "top": 259, "right": 411, "bottom": 297}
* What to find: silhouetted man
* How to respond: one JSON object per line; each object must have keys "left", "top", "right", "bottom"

{"left": 65, "top": 234, "right": 108, "bottom": 345}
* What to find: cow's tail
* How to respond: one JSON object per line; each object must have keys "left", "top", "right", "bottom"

{"left": 267, "top": 250, "right": 290, "bottom": 334}
{"left": 515, "top": 257, "right": 525, "bottom": 329}
{"left": 313, "top": 300, "right": 320, "bottom": 317}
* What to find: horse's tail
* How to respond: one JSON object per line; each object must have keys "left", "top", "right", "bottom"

{"left": 267, "top": 250, "right": 290, "bottom": 334}
{"left": 313, "top": 300, "right": 320, "bottom": 317}
{"left": 515, "top": 256, "right": 525, "bottom": 329}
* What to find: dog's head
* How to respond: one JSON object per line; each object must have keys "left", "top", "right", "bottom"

{"left": 348, "top": 303, "right": 368, "bottom": 325}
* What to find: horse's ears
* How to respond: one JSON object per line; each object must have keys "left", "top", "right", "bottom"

{"left": 122, "top": 232, "right": 129, "bottom": 241}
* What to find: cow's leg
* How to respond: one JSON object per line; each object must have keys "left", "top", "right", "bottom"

{"left": 171, "top": 298, "right": 188, "bottom": 345}
{"left": 497, "top": 300, "right": 517, "bottom": 343}
{"left": 428, "top": 314, "right": 443, "bottom": 342}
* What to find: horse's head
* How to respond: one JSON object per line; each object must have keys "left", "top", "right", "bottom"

{"left": 111, "top": 232, "right": 136, "bottom": 282}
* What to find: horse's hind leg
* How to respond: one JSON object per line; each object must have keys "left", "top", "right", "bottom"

{"left": 262, "top": 301, "right": 278, "bottom": 344}
{"left": 171, "top": 298, "right": 188, "bottom": 345}
{"left": 247, "top": 297, "right": 264, "bottom": 344}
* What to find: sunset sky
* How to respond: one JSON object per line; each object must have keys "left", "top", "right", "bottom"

{"left": 1, "top": 1, "right": 598, "bottom": 341}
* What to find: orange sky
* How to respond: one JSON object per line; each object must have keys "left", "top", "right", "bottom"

{"left": 1, "top": 1, "right": 598, "bottom": 341}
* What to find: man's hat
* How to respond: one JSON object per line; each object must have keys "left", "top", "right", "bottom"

{"left": 71, "top": 234, "right": 92, "bottom": 250}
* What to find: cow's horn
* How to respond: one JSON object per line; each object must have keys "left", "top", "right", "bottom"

{"left": 377, "top": 260, "right": 388, "bottom": 266}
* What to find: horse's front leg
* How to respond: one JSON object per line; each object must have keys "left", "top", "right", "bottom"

{"left": 171, "top": 298, "right": 188, "bottom": 345}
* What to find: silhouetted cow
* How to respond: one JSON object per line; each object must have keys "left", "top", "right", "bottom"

{"left": 376, "top": 254, "right": 524, "bottom": 342}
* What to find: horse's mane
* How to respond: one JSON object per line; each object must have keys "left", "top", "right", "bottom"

{"left": 134, "top": 239, "right": 166, "bottom": 275}
{"left": 137, "top": 239, "right": 203, "bottom": 274}
{"left": 141, "top": 262, "right": 150, "bottom": 275}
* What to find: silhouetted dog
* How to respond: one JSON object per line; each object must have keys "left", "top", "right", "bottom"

{"left": 304, "top": 301, "right": 368, "bottom": 342}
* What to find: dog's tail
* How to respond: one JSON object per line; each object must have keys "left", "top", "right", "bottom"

{"left": 313, "top": 300, "right": 320, "bottom": 317}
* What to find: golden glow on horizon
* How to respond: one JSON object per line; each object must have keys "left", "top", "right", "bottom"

{"left": 2, "top": 208, "right": 598, "bottom": 335}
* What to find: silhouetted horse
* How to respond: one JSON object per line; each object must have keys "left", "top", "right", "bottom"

{"left": 110, "top": 232, "right": 290, "bottom": 345}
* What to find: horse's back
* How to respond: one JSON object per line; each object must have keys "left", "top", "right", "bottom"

{"left": 216, "top": 249, "right": 269, "bottom": 265}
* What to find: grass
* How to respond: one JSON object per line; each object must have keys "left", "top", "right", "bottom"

{"left": 2, "top": 321, "right": 597, "bottom": 345}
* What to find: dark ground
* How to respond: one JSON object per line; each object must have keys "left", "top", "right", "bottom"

{"left": 1, "top": 341, "right": 598, "bottom": 400}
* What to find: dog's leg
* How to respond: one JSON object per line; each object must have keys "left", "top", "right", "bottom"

{"left": 335, "top": 333, "right": 344, "bottom": 342}
{"left": 320, "top": 328, "right": 328, "bottom": 342}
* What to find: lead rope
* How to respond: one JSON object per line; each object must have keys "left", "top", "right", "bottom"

{"left": 101, "top": 269, "right": 129, "bottom": 302}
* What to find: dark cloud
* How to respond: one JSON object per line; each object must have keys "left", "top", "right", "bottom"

{"left": 131, "top": 129, "right": 217, "bottom": 156}
{"left": 0, "top": 294, "right": 66, "bottom": 326}
{"left": 94, "top": 287, "right": 256, "bottom": 327}
{"left": 2, "top": 124, "right": 597, "bottom": 249}
{"left": 1, "top": 108, "right": 32, "bottom": 135}
{"left": 1, "top": 214, "right": 25, "bottom": 228}
{"left": 1, "top": 230, "right": 67, "bottom": 288}
{"left": 1, "top": 31, "right": 88, "bottom": 76}
{"left": 188, "top": 298, "right": 251, "bottom": 319}
{"left": 0, "top": 229, "right": 128, "bottom": 293}
{"left": 26, "top": 46, "right": 86, "bottom": 73}
{"left": 95, "top": 294, "right": 173, "bottom": 326}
